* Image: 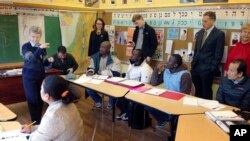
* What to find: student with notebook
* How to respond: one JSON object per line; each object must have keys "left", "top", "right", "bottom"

{"left": 217, "top": 59, "right": 250, "bottom": 111}
{"left": 116, "top": 49, "right": 153, "bottom": 121}
{"left": 21, "top": 75, "right": 85, "bottom": 141}
{"left": 146, "top": 54, "right": 192, "bottom": 127}
{"left": 86, "top": 41, "right": 121, "bottom": 109}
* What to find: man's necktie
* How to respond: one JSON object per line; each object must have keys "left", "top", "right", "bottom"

{"left": 201, "top": 31, "right": 207, "bottom": 48}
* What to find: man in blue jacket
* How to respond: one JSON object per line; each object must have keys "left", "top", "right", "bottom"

{"left": 217, "top": 59, "right": 250, "bottom": 111}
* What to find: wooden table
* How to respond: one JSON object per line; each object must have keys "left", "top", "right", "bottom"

{"left": 68, "top": 79, "right": 130, "bottom": 141}
{"left": 0, "top": 103, "right": 17, "bottom": 121}
{"left": 125, "top": 91, "right": 236, "bottom": 141}
{"left": 0, "top": 121, "right": 21, "bottom": 132}
{"left": 125, "top": 92, "right": 236, "bottom": 115}
{"left": 0, "top": 68, "right": 63, "bottom": 104}
{"left": 176, "top": 114, "right": 228, "bottom": 141}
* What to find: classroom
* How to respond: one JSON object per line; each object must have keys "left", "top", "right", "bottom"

{"left": 0, "top": 0, "right": 250, "bottom": 141}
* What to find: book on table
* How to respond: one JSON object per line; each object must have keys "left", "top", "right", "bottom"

{"left": 105, "top": 77, "right": 144, "bottom": 88}
{"left": 205, "top": 110, "right": 249, "bottom": 133}
{"left": 205, "top": 110, "right": 245, "bottom": 121}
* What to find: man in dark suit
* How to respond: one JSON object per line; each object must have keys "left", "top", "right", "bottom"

{"left": 191, "top": 11, "right": 225, "bottom": 99}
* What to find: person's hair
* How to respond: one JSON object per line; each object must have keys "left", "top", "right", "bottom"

{"left": 29, "top": 26, "right": 42, "bottom": 35}
{"left": 241, "top": 22, "right": 250, "bottom": 31}
{"left": 101, "top": 41, "right": 111, "bottom": 49}
{"left": 171, "top": 54, "right": 183, "bottom": 67}
{"left": 231, "top": 59, "right": 247, "bottom": 77}
{"left": 43, "top": 75, "right": 74, "bottom": 104}
{"left": 132, "top": 14, "right": 143, "bottom": 23}
{"left": 203, "top": 11, "right": 216, "bottom": 21}
{"left": 93, "top": 18, "right": 105, "bottom": 31}
{"left": 57, "top": 45, "right": 67, "bottom": 54}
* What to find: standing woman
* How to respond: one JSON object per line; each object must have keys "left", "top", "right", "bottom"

{"left": 224, "top": 23, "right": 250, "bottom": 77}
{"left": 88, "top": 18, "right": 109, "bottom": 56}
{"left": 22, "top": 26, "right": 52, "bottom": 124}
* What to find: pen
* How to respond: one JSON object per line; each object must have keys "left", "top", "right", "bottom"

{"left": 26, "top": 121, "right": 36, "bottom": 128}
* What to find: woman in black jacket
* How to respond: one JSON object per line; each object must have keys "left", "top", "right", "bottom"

{"left": 88, "top": 18, "right": 109, "bottom": 56}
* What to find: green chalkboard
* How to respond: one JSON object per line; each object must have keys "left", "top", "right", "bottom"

{"left": 0, "top": 15, "right": 62, "bottom": 64}
{"left": 45, "top": 16, "right": 62, "bottom": 56}
{"left": 0, "top": 15, "right": 22, "bottom": 64}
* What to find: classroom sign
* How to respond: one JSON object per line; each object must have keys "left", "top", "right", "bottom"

{"left": 112, "top": 7, "right": 250, "bottom": 29}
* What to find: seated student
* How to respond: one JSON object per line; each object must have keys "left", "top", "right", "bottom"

{"left": 146, "top": 54, "right": 192, "bottom": 127}
{"left": 86, "top": 41, "right": 121, "bottom": 109}
{"left": 49, "top": 45, "right": 78, "bottom": 75}
{"left": 217, "top": 59, "right": 250, "bottom": 111}
{"left": 21, "top": 75, "right": 85, "bottom": 141}
{"left": 116, "top": 49, "right": 153, "bottom": 120}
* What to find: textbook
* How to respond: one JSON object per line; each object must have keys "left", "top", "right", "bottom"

{"left": 205, "top": 110, "right": 245, "bottom": 122}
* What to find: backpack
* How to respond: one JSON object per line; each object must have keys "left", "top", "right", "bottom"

{"left": 128, "top": 101, "right": 152, "bottom": 129}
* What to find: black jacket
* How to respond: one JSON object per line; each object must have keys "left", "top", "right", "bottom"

{"left": 216, "top": 77, "right": 250, "bottom": 111}
{"left": 191, "top": 27, "right": 225, "bottom": 74}
{"left": 133, "top": 22, "right": 158, "bottom": 58}
{"left": 88, "top": 30, "right": 109, "bottom": 56}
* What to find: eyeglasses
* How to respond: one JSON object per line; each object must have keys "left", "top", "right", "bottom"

{"left": 96, "top": 23, "right": 103, "bottom": 25}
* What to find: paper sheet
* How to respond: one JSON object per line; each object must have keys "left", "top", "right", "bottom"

{"left": 144, "top": 88, "right": 166, "bottom": 96}
{"left": 183, "top": 97, "right": 198, "bottom": 106}
{"left": 0, "top": 130, "right": 28, "bottom": 141}
{"left": 165, "top": 40, "right": 173, "bottom": 54}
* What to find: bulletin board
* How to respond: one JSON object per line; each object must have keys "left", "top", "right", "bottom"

{"left": 102, "top": 5, "right": 250, "bottom": 66}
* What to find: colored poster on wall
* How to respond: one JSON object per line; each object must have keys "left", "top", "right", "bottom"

{"left": 116, "top": 31, "right": 127, "bottom": 45}
{"left": 167, "top": 28, "right": 179, "bottom": 40}
{"left": 18, "top": 15, "right": 45, "bottom": 53}
{"left": 105, "top": 25, "right": 115, "bottom": 53}
{"left": 152, "top": 28, "right": 164, "bottom": 61}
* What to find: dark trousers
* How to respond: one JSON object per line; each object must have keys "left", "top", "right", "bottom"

{"left": 116, "top": 98, "right": 128, "bottom": 114}
{"left": 191, "top": 68, "right": 214, "bottom": 100}
{"left": 23, "top": 77, "right": 44, "bottom": 124}
{"left": 144, "top": 106, "right": 169, "bottom": 123}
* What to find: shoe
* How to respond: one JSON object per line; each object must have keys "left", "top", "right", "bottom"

{"left": 121, "top": 114, "right": 128, "bottom": 121}
{"left": 106, "top": 104, "right": 113, "bottom": 110}
{"left": 116, "top": 113, "right": 126, "bottom": 120}
{"left": 156, "top": 120, "right": 168, "bottom": 128}
{"left": 95, "top": 102, "right": 102, "bottom": 108}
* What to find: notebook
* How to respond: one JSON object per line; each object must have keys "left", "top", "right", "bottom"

{"left": 159, "top": 90, "right": 185, "bottom": 100}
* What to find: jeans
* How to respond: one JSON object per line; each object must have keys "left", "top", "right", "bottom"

{"left": 86, "top": 89, "right": 115, "bottom": 107}
{"left": 144, "top": 106, "right": 170, "bottom": 123}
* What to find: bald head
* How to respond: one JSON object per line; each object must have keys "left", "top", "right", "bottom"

{"left": 100, "top": 41, "right": 111, "bottom": 56}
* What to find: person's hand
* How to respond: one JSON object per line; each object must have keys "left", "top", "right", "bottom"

{"left": 127, "top": 41, "right": 135, "bottom": 47}
{"left": 67, "top": 68, "right": 73, "bottom": 73}
{"left": 48, "top": 57, "right": 54, "bottom": 63}
{"left": 21, "top": 124, "right": 32, "bottom": 133}
{"left": 39, "top": 43, "right": 50, "bottom": 49}
{"left": 146, "top": 57, "right": 151, "bottom": 63}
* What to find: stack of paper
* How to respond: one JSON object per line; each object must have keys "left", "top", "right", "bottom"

{"left": 118, "top": 80, "right": 144, "bottom": 88}
{"left": 205, "top": 110, "right": 244, "bottom": 121}
{"left": 144, "top": 88, "right": 166, "bottom": 96}
{"left": 198, "top": 99, "right": 225, "bottom": 110}
{"left": 105, "top": 77, "right": 126, "bottom": 83}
